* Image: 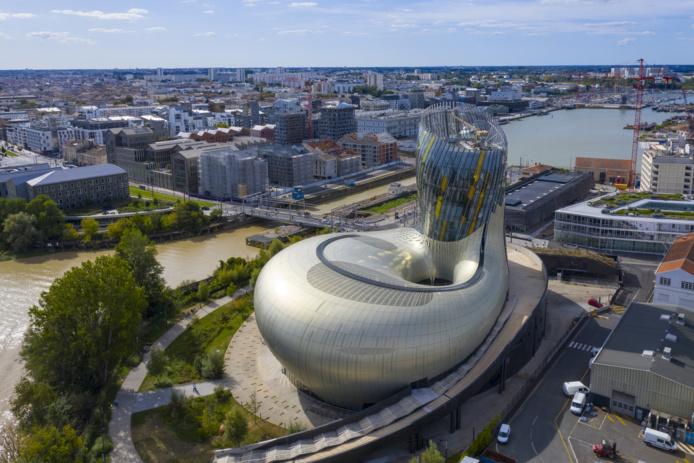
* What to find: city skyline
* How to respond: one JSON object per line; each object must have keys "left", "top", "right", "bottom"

{"left": 0, "top": 0, "right": 693, "bottom": 69}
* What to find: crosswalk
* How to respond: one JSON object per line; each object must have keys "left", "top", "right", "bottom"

{"left": 679, "top": 440, "right": 694, "bottom": 456}
{"left": 567, "top": 341, "right": 597, "bottom": 352}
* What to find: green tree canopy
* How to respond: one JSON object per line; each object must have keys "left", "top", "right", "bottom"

{"left": 410, "top": 440, "right": 445, "bottom": 463}
{"left": 224, "top": 406, "right": 248, "bottom": 446}
{"left": 20, "top": 256, "right": 145, "bottom": 392}
{"left": 26, "top": 195, "right": 65, "bottom": 241}
{"left": 115, "top": 227, "right": 165, "bottom": 307}
{"left": 21, "top": 424, "right": 83, "bottom": 463}
{"left": 80, "top": 217, "right": 99, "bottom": 242}
{"left": 3, "top": 212, "right": 41, "bottom": 252}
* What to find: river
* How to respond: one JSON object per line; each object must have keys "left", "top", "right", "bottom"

{"left": 0, "top": 224, "right": 264, "bottom": 422}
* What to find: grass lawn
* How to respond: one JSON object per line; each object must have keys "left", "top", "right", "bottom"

{"left": 129, "top": 186, "right": 216, "bottom": 208}
{"left": 139, "top": 295, "right": 253, "bottom": 392}
{"left": 132, "top": 392, "right": 287, "bottom": 463}
{"left": 3, "top": 151, "right": 19, "bottom": 157}
{"left": 363, "top": 193, "right": 418, "bottom": 215}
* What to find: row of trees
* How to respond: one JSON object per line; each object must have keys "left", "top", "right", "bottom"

{"left": 9, "top": 228, "right": 167, "bottom": 461}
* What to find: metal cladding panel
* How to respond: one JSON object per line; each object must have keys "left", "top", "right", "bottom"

{"left": 254, "top": 104, "right": 509, "bottom": 409}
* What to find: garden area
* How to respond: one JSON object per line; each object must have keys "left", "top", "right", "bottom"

{"left": 590, "top": 192, "right": 684, "bottom": 209}
{"left": 128, "top": 185, "right": 217, "bottom": 208}
{"left": 362, "top": 193, "right": 418, "bottom": 215}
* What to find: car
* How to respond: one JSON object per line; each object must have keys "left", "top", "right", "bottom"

{"left": 201, "top": 206, "right": 210, "bottom": 210}
{"left": 497, "top": 423, "right": 511, "bottom": 444}
{"left": 588, "top": 299, "right": 603, "bottom": 308}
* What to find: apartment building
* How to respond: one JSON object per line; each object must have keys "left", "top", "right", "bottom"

{"left": 316, "top": 103, "right": 357, "bottom": 141}
{"left": 25, "top": 164, "right": 129, "bottom": 210}
{"left": 7, "top": 114, "right": 75, "bottom": 155}
{"left": 198, "top": 148, "right": 268, "bottom": 198}
{"left": 256, "top": 145, "right": 315, "bottom": 187}
{"left": 355, "top": 109, "right": 424, "bottom": 138}
{"left": 62, "top": 139, "right": 107, "bottom": 166}
{"left": 105, "top": 127, "right": 156, "bottom": 182}
{"left": 640, "top": 141, "right": 694, "bottom": 194}
{"left": 275, "top": 113, "right": 307, "bottom": 146}
{"left": 273, "top": 99, "right": 304, "bottom": 114}
{"left": 366, "top": 72, "right": 384, "bottom": 90}
{"left": 339, "top": 132, "right": 398, "bottom": 168}
{"left": 304, "top": 139, "right": 360, "bottom": 179}
{"left": 72, "top": 118, "right": 129, "bottom": 145}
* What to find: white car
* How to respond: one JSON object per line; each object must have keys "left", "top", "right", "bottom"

{"left": 498, "top": 423, "right": 511, "bottom": 444}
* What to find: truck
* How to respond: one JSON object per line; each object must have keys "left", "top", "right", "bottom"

{"left": 345, "top": 180, "right": 356, "bottom": 186}
{"left": 480, "top": 449, "right": 517, "bottom": 463}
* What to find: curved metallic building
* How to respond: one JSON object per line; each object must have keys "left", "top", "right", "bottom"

{"left": 254, "top": 104, "right": 509, "bottom": 409}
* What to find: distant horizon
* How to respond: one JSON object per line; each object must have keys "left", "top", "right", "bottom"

{"left": 0, "top": 0, "right": 692, "bottom": 69}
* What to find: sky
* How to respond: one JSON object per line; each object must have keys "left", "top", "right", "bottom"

{"left": 0, "top": 0, "right": 693, "bottom": 70}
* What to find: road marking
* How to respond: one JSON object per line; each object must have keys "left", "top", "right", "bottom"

{"left": 681, "top": 443, "right": 694, "bottom": 455}
{"left": 568, "top": 341, "right": 575, "bottom": 348}
{"left": 598, "top": 315, "right": 608, "bottom": 320}
{"left": 531, "top": 441, "right": 538, "bottom": 455}
{"left": 684, "top": 457, "right": 691, "bottom": 463}
{"left": 555, "top": 400, "right": 575, "bottom": 463}
{"left": 530, "top": 415, "right": 538, "bottom": 454}
{"left": 613, "top": 413, "right": 626, "bottom": 426}
{"left": 607, "top": 415, "right": 614, "bottom": 422}
{"left": 533, "top": 415, "right": 538, "bottom": 425}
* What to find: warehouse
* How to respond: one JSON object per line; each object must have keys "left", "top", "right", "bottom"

{"left": 505, "top": 170, "right": 594, "bottom": 233}
{"left": 590, "top": 302, "right": 694, "bottom": 424}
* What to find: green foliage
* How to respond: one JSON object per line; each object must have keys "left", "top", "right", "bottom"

{"left": 27, "top": 196, "right": 65, "bottom": 241}
{"left": 147, "top": 348, "right": 169, "bottom": 378}
{"left": 3, "top": 212, "right": 41, "bottom": 252}
{"left": 198, "top": 281, "right": 210, "bottom": 303}
{"left": 224, "top": 406, "right": 248, "bottom": 446}
{"left": 89, "top": 435, "right": 113, "bottom": 460}
{"left": 62, "top": 223, "right": 80, "bottom": 241}
{"left": 286, "top": 419, "right": 307, "bottom": 435}
{"left": 115, "top": 227, "right": 166, "bottom": 309}
{"left": 213, "top": 122, "right": 230, "bottom": 128}
{"left": 465, "top": 414, "right": 499, "bottom": 457}
{"left": 201, "top": 351, "right": 225, "bottom": 380}
{"left": 249, "top": 267, "right": 261, "bottom": 288}
{"left": 19, "top": 256, "right": 145, "bottom": 395}
{"left": 21, "top": 424, "right": 83, "bottom": 463}
{"left": 268, "top": 238, "right": 285, "bottom": 257}
{"left": 80, "top": 217, "right": 99, "bottom": 242}
{"left": 116, "top": 95, "right": 134, "bottom": 105}
{"left": 410, "top": 440, "right": 445, "bottom": 463}
{"left": 363, "top": 193, "right": 418, "bottom": 214}
{"left": 353, "top": 84, "right": 389, "bottom": 98}
{"left": 168, "top": 389, "right": 191, "bottom": 420}
{"left": 226, "top": 283, "right": 237, "bottom": 297}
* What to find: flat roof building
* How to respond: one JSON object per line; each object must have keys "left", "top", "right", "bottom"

{"left": 653, "top": 233, "right": 694, "bottom": 309}
{"left": 338, "top": 132, "right": 398, "bottom": 169}
{"left": 574, "top": 157, "right": 632, "bottom": 185}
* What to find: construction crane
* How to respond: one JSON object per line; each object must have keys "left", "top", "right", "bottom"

{"left": 451, "top": 111, "right": 488, "bottom": 146}
{"left": 683, "top": 89, "right": 694, "bottom": 138}
{"left": 305, "top": 79, "right": 313, "bottom": 139}
{"left": 628, "top": 59, "right": 654, "bottom": 190}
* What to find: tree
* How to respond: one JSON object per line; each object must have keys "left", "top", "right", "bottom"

{"left": 61, "top": 224, "right": 79, "bottom": 241}
{"left": 115, "top": 228, "right": 165, "bottom": 307}
{"left": 21, "top": 424, "right": 83, "bottom": 463}
{"left": 213, "top": 122, "right": 230, "bottom": 128}
{"left": 197, "top": 281, "right": 210, "bottom": 303}
{"left": 3, "top": 212, "right": 41, "bottom": 252}
{"left": 243, "top": 390, "right": 262, "bottom": 423}
{"left": 80, "top": 217, "right": 99, "bottom": 242}
{"left": 410, "top": 440, "right": 445, "bottom": 463}
{"left": 146, "top": 348, "right": 168, "bottom": 378}
{"left": 20, "top": 256, "right": 145, "bottom": 392}
{"left": 268, "top": 238, "right": 285, "bottom": 257}
{"left": 224, "top": 406, "right": 248, "bottom": 446}
{"left": 201, "top": 351, "right": 225, "bottom": 379}
{"left": 26, "top": 195, "right": 65, "bottom": 241}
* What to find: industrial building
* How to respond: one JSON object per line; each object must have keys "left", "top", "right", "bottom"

{"left": 574, "top": 157, "right": 632, "bottom": 185}
{"left": 505, "top": 170, "right": 594, "bottom": 233}
{"left": 555, "top": 194, "right": 694, "bottom": 254}
{"left": 198, "top": 148, "right": 268, "bottom": 199}
{"left": 590, "top": 302, "right": 694, "bottom": 424}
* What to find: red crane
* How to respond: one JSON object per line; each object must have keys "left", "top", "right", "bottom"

{"left": 628, "top": 59, "right": 654, "bottom": 190}
{"left": 683, "top": 89, "right": 694, "bottom": 138}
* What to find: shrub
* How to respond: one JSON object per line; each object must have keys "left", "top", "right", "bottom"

{"left": 286, "top": 419, "right": 307, "bottom": 434}
{"left": 126, "top": 353, "right": 142, "bottom": 367}
{"left": 224, "top": 406, "right": 248, "bottom": 446}
{"left": 154, "top": 375, "right": 173, "bottom": 388}
{"left": 89, "top": 435, "right": 113, "bottom": 459}
{"left": 226, "top": 283, "right": 237, "bottom": 298}
{"left": 202, "top": 351, "right": 225, "bottom": 380}
{"left": 168, "top": 389, "right": 190, "bottom": 420}
{"left": 214, "top": 384, "right": 226, "bottom": 399}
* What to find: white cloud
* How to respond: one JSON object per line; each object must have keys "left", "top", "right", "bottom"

{"left": 618, "top": 37, "right": 635, "bottom": 46}
{"left": 417, "top": 27, "right": 456, "bottom": 34}
{"left": 636, "top": 31, "right": 655, "bottom": 35}
{"left": 146, "top": 26, "right": 167, "bottom": 32}
{"left": 203, "top": 10, "right": 214, "bottom": 13}
{"left": 468, "top": 30, "right": 503, "bottom": 35}
{"left": 0, "top": 13, "right": 35, "bottom": 20}
{"left": 268, "top": 1, "right": 281, "bottom": 3}
{"left": 51, "top": 8, "right": 148, "bottom": 21}
{"left": 390, "top": 23, "right": 417, "bottom": 29}
{"left": 584, "top": 21, "right": 637, "bottom": 28}
{"left": 690, "top": 23, "right": 694, "bottom": 29}
{"left": 245, "top": 2, "right": 256, "bottom": 6}
{"left": 289, "top": 2, "right": 317, "bottom": 7}
{"left": 193, "top": 32, "right": 216, "bottom": 37}
{"left": 180, "top": 0, "right": 197, "bottom": 3}
{"left": 26, "top": 31, "right": 95, "bottom": 44}
{"left": 0, "top": 32, "right": 11, "bottom": 39}
{"left": 278, "top": 29, "right": 322, "bottom": 35}
{"left": 342, "top": 31, "right": 367, "bottom": 36}
{"left": 89, "top": 28, "right": 129, "bottom": 33}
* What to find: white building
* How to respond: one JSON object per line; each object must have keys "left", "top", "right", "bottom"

{"left": 653, "top": 233, "right": 694, "bottom": 310}
{"left": 489, "top": 86, "right": 522, "bottom": 102}
{"left": 640, "top": 141, "right": 693, "bottom": 195}
{"left": 198, "top": 148, "right": 268, "bottom": 199}
{"left": 366, "top": 72, "right": 384, "bottom": 90}
{"left": 273, "top": 98, "right": 304, "bottom": 114}
{"left": 355, "top": 109, "right": 425, "bottom": 138}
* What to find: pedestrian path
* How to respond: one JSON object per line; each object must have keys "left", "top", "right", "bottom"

{"left": 567, "top": 341, "right": 598, "bottom": 352}
{"left": 108, "top": 288, "right": 248, "bottom": 463}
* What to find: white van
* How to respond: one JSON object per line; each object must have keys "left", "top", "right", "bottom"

{"left": 570, "top": 392, "right": 586, "bottom": 414}
{"left": 644, "top": 428, "right": 678, "bottom": 453}
{"left": 563, "top": 381, "right": 590, "bottom": 397}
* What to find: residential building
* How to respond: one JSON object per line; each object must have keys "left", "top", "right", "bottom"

{"left": 653, "top": 233, "right": 694, "bottom": 308}
{"left": 198, "top": 148, "right": 268, "bottom": 198}
{"left": 25, "top": 164, "right": 129, "bottom": 210}
{"left": 186, "top": 128, "right": 236, "bottom": 144}
{"left": 573, "top": 157, "right": 632, "bottom": 185}
{"left": 366, "top": 72, "right": 384, "bottom": 90}
{"left": 304, "top": 139, "right": 360, "bottom": 179}
{"left": 521, "top": 163, "right": 553, "bottom": 179}
{"left": 489, "top": 86, "right": 522, "bottom": 102}
{"left": 104, "top": 127, "right": 156, "bottom": 182}
{"left": 62, "top": 139, "right": 107, "bottom": 166}
{"left": 71, "top": 118, "right": 129, "bottom": 145}
{"left": 7, "top": 114, "right": 75, "bottom": 155}
{"left": 554, "top": 194, "right": 694, "bottom": 254}
{"left": 313, "top": 152, "right": 337, "bottom": 179}
{"left": 140, "top": 115, "right": 168, "bottom": 138}
{"left": 171, "top": 150, "right": 200, "bottom": 194}
{"left": 640, "top": 141, "right": 693, "bottom": 194}
{"left": 274, "top": 113, "right": 307, "bottom": 146}
{"left": 273, "top": 98, "right": 304, "bottom": 114}
{"left": 407, "top": 92, "right": 427, "bottom": 109}
{"left": 355, "top": 109, "right": 424, "bottom": 138}
{"left": 338, "top": 132, "right": 398, "bottom": 168}
{"left": 361, "top": 100, "right": 391, "bottom": 112}
{"left": 251, "top": 125, "right": 275, "bottom": 142}
{"left": 256, "top": 145, "right": 315, "bottom": 187}
{"left": 316, "top": 103, "right": 357, "bottom": 141}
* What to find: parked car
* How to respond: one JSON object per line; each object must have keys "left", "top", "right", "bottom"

{"left": 563, "top": 381, "right": 590, "bottom": 397}
{"left": 570, "top": 392, "right": 587, "bottom": 415}
{"left": 588, "top": 299, "right": 603, "bottom": 308}
{"left": 497, "top": 423, "right": 511, "bottom": 444}
{"left": 643, "top": 428, "right": 678, "bottom": 453}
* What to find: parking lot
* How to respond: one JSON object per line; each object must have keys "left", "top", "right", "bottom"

{"left": 502, "top": 307, "right": 694, "bottom": 463}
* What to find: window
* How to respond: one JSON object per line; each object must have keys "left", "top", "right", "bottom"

{"left": 659, "top": 277, "right": 671, "bottom": 286}
{"left": 681, "top": 281, "right": 694, "bottom": 291}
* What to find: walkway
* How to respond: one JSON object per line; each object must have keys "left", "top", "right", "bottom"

{"left": 108, "top": 289, "right": 248, "bottom": 463}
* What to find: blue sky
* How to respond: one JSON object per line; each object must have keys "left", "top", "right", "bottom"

{"left": 0, "top": 0, "right": 692, "bottom": 69}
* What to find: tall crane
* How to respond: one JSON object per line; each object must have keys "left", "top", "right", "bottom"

{"left": 305, "top": 79, "right": 313, "bottom": 139}
{"left": 683, "top": 89, "right": 694, "bottom": 138}
{"left": 628, "top": 59, "right": 654, "bottom": 190}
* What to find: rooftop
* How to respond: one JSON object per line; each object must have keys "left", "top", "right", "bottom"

{"left": 594, "top": 302, "right": 694, "bottom": 389}
{"left": 26, "top": 164, "right": 127, "bottom": 187}
{"left": 505, "top": 171, "right": 585, "bottom": 210}
{"left": 656, "top": 233, "right": 694, "bottom": 275}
